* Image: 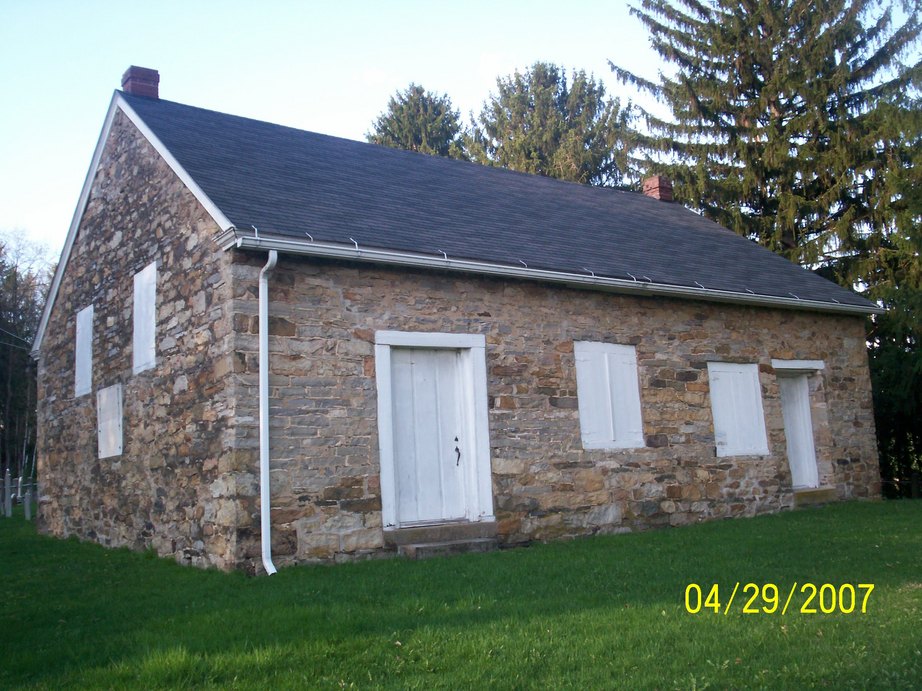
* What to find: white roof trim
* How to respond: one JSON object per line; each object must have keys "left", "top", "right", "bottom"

{"left": 771, "top": 359, "right": 826, "bottom": 372}
{"left": 31, "top": 92, "right": 233, "bottom": 357}
{"left": 31, "top": 93, "right": 120, "bottom": 357}
{"left": 116, "top": 95, "right": 233, "bottom": 233}
{"left": 375, "top": 330, "right": 486, "bottom": 349}
{"left": 219, "top": 229, "right": 883, "bottom": 317}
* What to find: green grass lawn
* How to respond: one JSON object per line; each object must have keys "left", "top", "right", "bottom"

{"left": 2, "top": 501, "right": 920, "bottom": 689}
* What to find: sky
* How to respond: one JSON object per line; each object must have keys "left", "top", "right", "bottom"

{"left": 0, "top": 0, "right": 659, "bottom": 259}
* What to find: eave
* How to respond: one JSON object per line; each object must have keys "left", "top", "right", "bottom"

{"left": 217, "top": 228, "right": 883, "bottom": 317}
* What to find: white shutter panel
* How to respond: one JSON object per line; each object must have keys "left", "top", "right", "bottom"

{"left": 574, "top": 342, "right": 609, "bottom": 447}
{"left": 708, "top": 365, "right": 730, "bottom": 453}
{"left": 708, "top": 362, "right": 768, "bottom": 456}
{"left": 725, "top": 365, "right": 747, "bottom": 452}
{"left": 97, "top": 384, "right": 123, "bottom": 458}
{"left": 741, "top": 365, "right": 769, "bottom": 454}
{"left": 575, "top": 342, "right": 645, "bottom": 449}
{"left": 132, "top": 261, "right": 157, "bottom": 373}
{"left": 606, "top": 347, "right": 645, "bottom": 447}
{"left": 779, "top": 375, "right": 818, "bottom": 487}
{"left": 74, "top": 305, "right": 93, "bottom": 397}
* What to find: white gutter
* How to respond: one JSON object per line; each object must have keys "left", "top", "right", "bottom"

{"left": 218, "top": 229, "right": 882, "bottom": 316}
{"left": 258, "top": 250, "right": 279, "bottom": 575}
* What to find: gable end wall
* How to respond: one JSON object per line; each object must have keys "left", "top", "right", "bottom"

{"left": 35, "top": 111, "right": 245, "bottom": 569}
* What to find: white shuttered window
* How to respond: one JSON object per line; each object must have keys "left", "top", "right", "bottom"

{"left": 97, "top": 384, "right": 123, "bottom": 458}
{"left": 132, "top": 261, "right": 157, "bottom": 373}
{"left": 707, "top": 362, "right": 769, "bottom": 457}
{"left": 74, "top": 304, "right": 93, "bottom": 397}
{"left": 574, "top": 341, "right": 645, "bottom": 449}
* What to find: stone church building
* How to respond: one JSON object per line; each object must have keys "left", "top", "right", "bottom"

{"left": 31, "top": 67, "right": 880, "bottom": 573}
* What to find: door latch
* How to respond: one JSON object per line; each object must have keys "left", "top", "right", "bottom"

{"left": 454, "top": 436, "right": 460, "bottom": 466}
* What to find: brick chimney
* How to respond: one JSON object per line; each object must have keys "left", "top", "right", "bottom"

{"left": 642, "top": 175, "right": 673, "bottom": 202}
{"left": 121, "top": 66, "right": 159, "bottom": 99}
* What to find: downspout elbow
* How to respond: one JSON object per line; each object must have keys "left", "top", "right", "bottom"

{"left": 258, "top": 250, "right": 279, "bottom": 575}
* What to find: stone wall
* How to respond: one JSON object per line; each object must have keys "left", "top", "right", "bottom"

{"left": 229, "top": 254, "right": 880, "bottom": 568}
{"left": 36, "top": 111, "right": 246, "bottom": 569}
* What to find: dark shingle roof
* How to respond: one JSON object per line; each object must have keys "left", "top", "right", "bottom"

{"left": 121, "top": 92, "right": 873, "bottom": 310}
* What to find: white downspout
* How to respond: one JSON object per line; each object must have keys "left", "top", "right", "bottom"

{"left": 259, "top": 250, "right": 279, "bottom": 575}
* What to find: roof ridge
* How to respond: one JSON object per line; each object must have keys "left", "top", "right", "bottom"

{"left": 119, "top": 90, "right": 646, "bottom": 199}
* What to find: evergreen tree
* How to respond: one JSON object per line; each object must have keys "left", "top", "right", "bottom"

{"left": 870, "top": 283, "right": 922, "bottom": 497}
{"left": 611, "top": 0, "right": 921, "bottom": 271}
{"left": 866, "top": 103, "right": 922, "bottom": 496}
{"left": 368, "top": 84, "right": 466, "bottom": 159}
{"left": 467, "top": 62, "right": 630, "bottom": 186}
{"left": 613, "top": 0, "right": 921, "bottom": 494}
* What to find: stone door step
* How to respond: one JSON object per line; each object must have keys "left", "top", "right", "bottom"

{"left": 384, "top": 520, "right": 497, "bottom": 547}
{"left": 794, "top": 487, "right": 838, "bottom": 507}
{"left": 397, "top": 537, "right": 498, "bottom": 560}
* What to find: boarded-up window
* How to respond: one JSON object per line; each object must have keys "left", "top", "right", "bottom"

{"left": 707, "top": 362, "right": 769, "bottom": 457}
{"left": 74, "top": 304, "right": 93, "bottom": 397}
{"left": 574, "top": 341, "right": 645, "bottom": 449}
{"left": 97, "top": 384, "right": 123, "bottom": 458}
{"left": 132, "top": 261, "right": 157, "bottom": 373}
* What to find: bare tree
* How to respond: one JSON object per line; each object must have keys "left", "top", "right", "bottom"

{"left": 0, "top": 231, "right": 52, "bottom": 483}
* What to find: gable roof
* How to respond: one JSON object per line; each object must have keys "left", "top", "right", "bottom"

{"left": 33, "top": 90, "right": 879, "bottom": 355}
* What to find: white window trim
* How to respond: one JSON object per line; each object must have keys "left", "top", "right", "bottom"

{"left": 374, "top": 331, "right": 494, "bottom": 528}
{"left": 771, "top": 359, "right": 825, "bottom": 373}
{"left": 707, "top": 362, "right": 770, "bottom": 457}
{"left": 74, "top": 304, "right": 93, "bottom": 397}
{"left": 375, "top": 330, "right": 485, "bottom": 349}
{"left": 97, "top": 384, "right": 123, "bottom": 459}
{"left": 132, "top": 261, "right": 157, "bottom": 374}
{"left": 573, "top": 341, "right": 645, "bottom": 450}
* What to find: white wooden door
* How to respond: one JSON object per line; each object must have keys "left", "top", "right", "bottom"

{"left": 778, "top": 374, "right": 819, "bottom": 488}
{"left": 390, "top": 347, "right": 467, "bottom": 524}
